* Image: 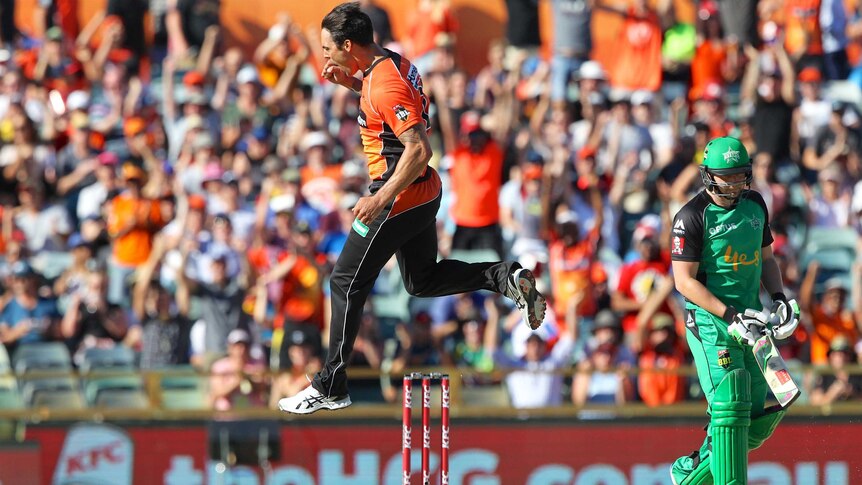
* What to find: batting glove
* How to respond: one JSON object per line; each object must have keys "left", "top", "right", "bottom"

{"left": 769, "top": 292, "right": 800, "bottom": 340}
{"left": 724, "top": 306, "right": 768, "bottom": 346}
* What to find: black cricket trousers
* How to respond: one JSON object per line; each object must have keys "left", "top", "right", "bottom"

{"left": 312, "top": 170, "right": 517, "bottom": 397}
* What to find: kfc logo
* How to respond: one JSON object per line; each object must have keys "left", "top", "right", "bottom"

{"left": 672, "top": 236, "right": 685, "bottom": 255}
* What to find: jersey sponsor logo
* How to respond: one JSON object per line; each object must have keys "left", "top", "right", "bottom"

{"left": 685, "top": 311, "right": 695, "bottom": 328}
{"left": 393, "top": 104, "right": 410, "bottom": 122}
{"left": 352, "top": 218, "right": 370, "bottom": 237}
{"left": 672, "top": 236, "right": 685, "bottom": 255}
{"left": 709, "top": 222, "right": 738, "bottom": 236}
{"left": 750, "top": 218, "right": 762, "bottom": 230}
{"left": 673, "top": 219, "right": 685, "bottom": 231}
{"left": 723, "top": 245, "right": 760, "bottom": 271}
{"left": 406, "top": 64, "right": 423, "bottom": 91}
{"left": 357, "top": 109, "right": 367, "bottom": 128}
{"left": 717, "top": 349, "right": 732, "bottom": 369}
{"left": 723, "top": 148, "right": 741, "bottom": 165}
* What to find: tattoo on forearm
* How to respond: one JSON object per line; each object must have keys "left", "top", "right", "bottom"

{"left": 398, "top": 125, "right": 424, "bottom": 145}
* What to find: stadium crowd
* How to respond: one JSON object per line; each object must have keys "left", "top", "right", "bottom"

{"left": 1, "top": 0, "right": 862, "bottom": 411}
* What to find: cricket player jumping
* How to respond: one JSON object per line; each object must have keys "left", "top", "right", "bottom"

{"left": 669, "top": 137, "right": 800, "bottom": 484}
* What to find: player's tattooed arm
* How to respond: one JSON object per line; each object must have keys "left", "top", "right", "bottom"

{"left": 397, "top": 124, "right": 426, "bottom": 145}
{"left": 374, "top": 125, "right": 432, "bottom": 203}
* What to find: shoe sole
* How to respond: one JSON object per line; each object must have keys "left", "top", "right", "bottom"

{"left": 278, "top": 396, "right": 353, "bottom": 415}
{"left": 512, "top": 269, "right": 546, "bottom": 330}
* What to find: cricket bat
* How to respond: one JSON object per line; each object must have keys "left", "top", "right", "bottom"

{"left": 752, "top": 328, "right": 800, "bottom": 408}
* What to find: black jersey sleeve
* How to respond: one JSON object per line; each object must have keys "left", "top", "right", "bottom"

{"left": 670, "top": 193, "right": 707, "bottom": 262}
{"left": 744, "top": 190, "right": 775, "bottom": 248}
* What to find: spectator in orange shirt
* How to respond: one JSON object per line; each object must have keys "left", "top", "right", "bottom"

{"left": 405, "top": 0, "right": 457, "bottom": 76}
{"left": 637, "top": 313, "right": 686, "bottom": 406}
{"left": 688, "top": 1, "right": 739, "bottom": 103}
{"left": 597, "top": 0, "right": 674, "bottom": 93}
{"left": 106, "top": 163, "right": 164, "bottom": 307}
{"left": 548, "top": 175, "right": 603, "bottom": 326}
{"left": 800, "top": 260, "right": 860, "bottom": 365}
{"left": 444, "top": 111, "right": 505, "bottom": 258}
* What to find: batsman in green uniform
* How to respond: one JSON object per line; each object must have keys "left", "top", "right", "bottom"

{"left": 669, "top": 137, "right": 800, "bottom": 485}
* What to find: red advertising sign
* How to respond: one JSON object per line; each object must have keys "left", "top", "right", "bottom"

{"left": 0, "top": 442, "right": 40, "bottom": 485}
{"left": 19, "top": 420, "right": 862, "bottom": 484}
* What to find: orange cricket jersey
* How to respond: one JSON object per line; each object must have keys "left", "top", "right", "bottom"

{"left": 359, "top": 49, "right": 431, "bottom": 185}
{"left": 358, "top": 49, "right": 440, "bottom": 217}
{"left": 785, "top": 0, "right": 824, "bottom": 56}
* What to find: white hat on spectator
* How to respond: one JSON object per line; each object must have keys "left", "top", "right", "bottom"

{"left": 237, "top": 65, "right": 260, "bottom": 85}
{"left": 341, "top": 161, "right": 364, "bottom": 179}
{"left": 66, "top": 90, "right": 90, "bottom": 111}
{"left": 270, "top": 194, "right": 296, "bottom": 214}
{"left": 578, "top": 60, "right": 607, "bottom": 81}
{"left": 555, "top": 210, "right": 578, "bottom": 225}
{"left": 851, "top": 180, "right": 862, "bottom": 213}
{"left": 608, "top": 88, "right": 631, "bottom": 104}
{"left": 185, "top": 114, "right": 205, "bottom": 131}
{"left": 339, "top": 192, "right": 360, "bottom": 210}
{"left": 630, "top": 90, "right": 654, "bottom": 106}
{"left": 300, "top": 131, "right": 329, "bottom": 152}
{"left": 227, "top": 329, "right": 251, "bottom": 345}
{"left": 184, "top": 91, "right": 208, "bottom": 106}
{"left": 510, "top": 308, "right": 559, "bottom": 358}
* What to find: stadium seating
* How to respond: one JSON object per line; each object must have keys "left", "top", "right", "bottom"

{"left": 21, "top": 376, "right": 84, "bottom": 409}
{"left": 79, "top": 347, "right": 137, "bottom": 374}
{"left": 159, "top": 374, "right": 208, "bottom": 410}
{"left": 0, "top": 377, "right": 20, "bottom": 409}
{"left": 13, "top": 343, "right": 72, "bottom": 375}
{"left": 95, "top": 389, "right": 151, "bottom": 409}
{"left": 803, "top": 227, "right": 858, "bottom": 255}
{"left": 84, "top": 375, "right": 145, "bottom": 407}
{"left": 0, "top": 346, "right": 10, "bottom": 375}
{"left": 799, "top": 227, "right": 858, "bottom": 295}
{"left": 460, "top": 383, "right": 511, "bottom": 408}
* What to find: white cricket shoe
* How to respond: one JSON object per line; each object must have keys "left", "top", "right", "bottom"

{"left": 505, "top": 268, "right": 546, "bottom": 330}
{"left": 277, "top": 385, "right": 352, "bottom": 415}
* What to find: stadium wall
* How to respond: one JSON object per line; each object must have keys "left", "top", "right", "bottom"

{"left": 3, "top": 418, "right": 858, "bottom": 484}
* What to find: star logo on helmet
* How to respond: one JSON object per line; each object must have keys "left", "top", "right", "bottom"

{"left": 723, "top": 148, "right": 740, "bottom": 165}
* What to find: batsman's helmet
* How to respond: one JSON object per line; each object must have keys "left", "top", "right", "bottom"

{"left": 700, "top": 136, "right": 752, "bottom": 202}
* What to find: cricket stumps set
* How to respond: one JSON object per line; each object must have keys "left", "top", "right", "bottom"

{"left": 402, "top": 372, "right": 450, "bottom": 485}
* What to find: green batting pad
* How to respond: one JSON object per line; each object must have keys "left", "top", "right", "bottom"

{"left": 674, "top": 456, "right": 713, "bottom": 485}
{"left": 748, "top": 407, "right": 785, "bottom": 450}
{"left": 711, "top": 370, "right": 751, "bottom": 485}
{"left": 675, "top": 406, "right": 786, "bottom": 485}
